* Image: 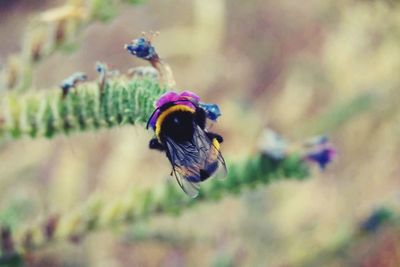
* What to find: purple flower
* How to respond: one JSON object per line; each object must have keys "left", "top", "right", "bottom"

{"left": 155, "top": 92, "right": 180, "bottom": 108}
{"left": 179, "top": 91, "right": 200, "bottom": 102}
{"left": 304, "top": 136, "right": 336, "bottom": 170}
{"left": 306, "top": 147, "right": 336, "bottom": 169}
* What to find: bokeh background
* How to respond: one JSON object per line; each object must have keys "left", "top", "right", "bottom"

{"left": 1, "top": 0, "right": 400, "bottom": 266}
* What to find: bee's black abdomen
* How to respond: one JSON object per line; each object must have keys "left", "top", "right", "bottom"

{"left": 200, "top": 169, "right": 211, "bottom": 181}
{"left": 160, "top": 111, "right": 194, "bottom": 143}
{"left": 204, "top": 161, "right": 219, "bottom": 180}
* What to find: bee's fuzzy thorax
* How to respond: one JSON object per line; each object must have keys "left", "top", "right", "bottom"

{"left": 155, "top": 104, "right": 195, "bottom": 140}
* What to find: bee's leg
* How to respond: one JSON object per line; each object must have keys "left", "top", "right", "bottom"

{"left": 195, "top": 107, "right": 207, "bottom": 129}
{"left": 206, "top": 132, "right": 224, "bottom": 143}
{"left": 149, "top": 138, "right": 165, "bottom": 151}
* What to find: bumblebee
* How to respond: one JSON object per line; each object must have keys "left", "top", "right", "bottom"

{"left": 147, "top": 91, "right": 226, "bottom": 197}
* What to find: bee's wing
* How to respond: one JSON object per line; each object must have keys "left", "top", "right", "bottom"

{"left": 172, "top": 166, "right": 200, "bottom": 198}
{"left": 209, "top": 139, "right": 227, "bottom": 179}
{"left": 193, "top": 126, "right": 227, "bottom": 179}
{"left": 164, "top": 125, "right": 226, "bottom": 197}
{"left": 164, "top": 139, "right": 202, "bottom": 198}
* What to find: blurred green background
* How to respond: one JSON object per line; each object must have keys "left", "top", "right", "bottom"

{"left": 1, "top": 0, "right": 400, "bottom": 266}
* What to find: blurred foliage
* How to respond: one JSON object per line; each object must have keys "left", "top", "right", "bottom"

{"left": 0, "top": 0, "right": 144, "bottom": 92}
{"left": 0, "top": 154, "right": 309, "bottom": 266}
{"left": 90, "top": 0, "right": 118, "bottom": 21}
{"left": 308, "top": 91, "right": 378, "bottom": 134}
{"left": 1, "top": 0, "right": 400, "bottom": 266}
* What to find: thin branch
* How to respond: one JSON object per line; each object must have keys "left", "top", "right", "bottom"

{"left": 0, "top": 78, "right": 166, "bottom": 141}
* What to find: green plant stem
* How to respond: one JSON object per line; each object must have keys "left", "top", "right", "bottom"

{"left": 0, "top": 78, "right": 166, "bottom": 141}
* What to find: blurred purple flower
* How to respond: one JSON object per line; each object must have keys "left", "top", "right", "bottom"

{"left": 155, "top": 91, "right": 180, "bottom": 108}
{"left": 155, "top": 91, "right": 200, "bottom": 108}
{"left": 180, "top": 90, "right": 200, "bottom": 102}
{"left": 304, "top": 135, "right": 336, "bottom": 170}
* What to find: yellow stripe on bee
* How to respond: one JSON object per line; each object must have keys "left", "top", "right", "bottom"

{"left": 212, "top": 138, "right": 220, "bottom": 150}
{"left": 155, "top": 104, "right": 195, "bottom": 140}
{"left": 207, "top": 138, "right": 220, "bottom": 164}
